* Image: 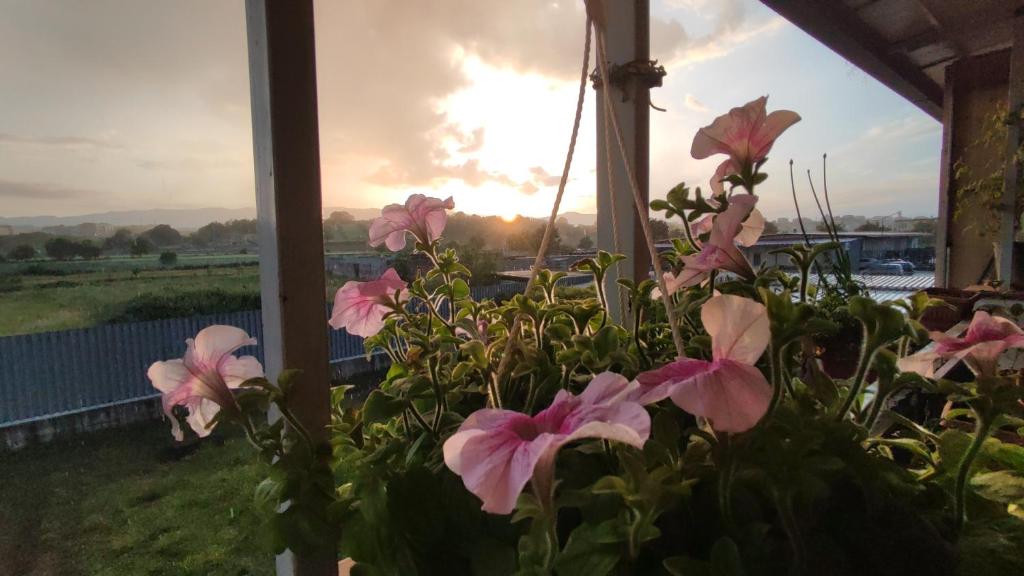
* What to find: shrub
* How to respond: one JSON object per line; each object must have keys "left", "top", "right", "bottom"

{"left": 7, "top": 244, "right": 35, "bottom": 261}
{"left": 106, "top": 290, "right": 260, "bottom": 323}
{"left": 159, "top": 251, "right": 178, "bottom": 266}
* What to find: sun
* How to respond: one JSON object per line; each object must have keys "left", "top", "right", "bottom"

{"left": 499, "top": 212, "right": 519, "bottom": 223}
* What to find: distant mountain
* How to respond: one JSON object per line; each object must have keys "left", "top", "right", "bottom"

{"left": 558, "top": 212, "right": 596, "bottom": 226}
{"left": 322, "top": 207, "right": 384, "bottom": 221}
{"left": 0, "top": 206, "right": 599, "bottom": 233}
{"left": 0, "top": 207, "right": 257, "bottom": 231}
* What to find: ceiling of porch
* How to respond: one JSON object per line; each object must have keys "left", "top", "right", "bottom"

{"left": 760, "top": 0, "right": 1024, "bottom": 120}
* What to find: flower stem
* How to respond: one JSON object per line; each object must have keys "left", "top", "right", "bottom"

{"left": 955, "top": 410, "right": 993, "bottom": 531}
{"left": 765, "top": 343, "right": 786, "bottom": 421}
{"left": 836, "top": 327, "right": 874, "bottom": 420}
{"left": 717, "top": 436, "right": 737, "bottom": 534}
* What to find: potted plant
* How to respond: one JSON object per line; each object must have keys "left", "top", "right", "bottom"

{"left": 146, "top": 98, "right": 1024, "bottom": 576}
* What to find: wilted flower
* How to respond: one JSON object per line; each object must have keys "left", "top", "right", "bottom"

{"left": 633, "top": 294, "right": 772, "bottom": 433}
{"left": 899, "top": 310, "right": 1024, "bottom": 378}
{"left": 664, "top": 194, "right": 760, "bottom": 290}
{"left": 691, "top": 96, "right": 800, "bottom": 172}
{"left": 443, "top": 372, "right": 650, "bottom": 514}
{"left": 329, "top": 268, "right": 408, "bottom": 337}
{"left": 369, "top": 194, "right": 455, "bottom": 251}
{"left": 147, "top": 325, "right": 264, "bottom": 441}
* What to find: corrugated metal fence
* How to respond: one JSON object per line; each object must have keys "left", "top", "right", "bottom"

{"left": 0, "top": 278, "right": 590, "bottom": 427}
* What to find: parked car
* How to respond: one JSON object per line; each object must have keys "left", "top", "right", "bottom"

{"left": 860, "top": 260, "right": 912, "bottom": 275}
{"left": 885, "top": 259, "right": 915, "bottom": 274}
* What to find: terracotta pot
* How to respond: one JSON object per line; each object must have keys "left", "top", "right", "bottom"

{"left": 920, "top": 288, "right": 981, "bottom": 332}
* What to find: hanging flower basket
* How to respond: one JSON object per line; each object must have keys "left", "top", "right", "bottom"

{"left": 142, "top": 9, "right": 1024, "bottom": 574}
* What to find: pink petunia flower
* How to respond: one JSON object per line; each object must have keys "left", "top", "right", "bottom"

{"left": 665, "top": 195, "right": 760, "bottom": 291}
{"left": 369, "top": 194, "right": 455, "bottom": 251}
{"left": 443, "top": 372, "right": 650, "bottom": 515}
{"left": 691, "top": 96, "right": 801, "bottom": 171}
{"left": 329, "top": 268, "right": 408, "bottom": 337}
{"left": 709, "top": 158, "right": 739, "bottom": 199}
{"left": 633, "top": 294, "right": 772, "bottom": 433}
{"left": 148, "top": 325, "right": 264, "bottom": 441}
{"left": 690, "top": 206, "right": 765, "bottom": 248}
{"left": 898, "top": 310, "right": 1024, "bottom": 378}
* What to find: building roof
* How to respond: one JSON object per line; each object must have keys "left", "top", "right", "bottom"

{"left": 760, "top": 0, "right": 1022, "bottom": 120}
{"left": 762, "top": 231, "right": 929, "bottom": 240}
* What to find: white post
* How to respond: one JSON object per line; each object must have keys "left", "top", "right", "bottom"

{"left": 245, "top": 1, "right": 335, "bottom": 575}
{"left": 596, "top": 0, "right": 652, "bottom": 322}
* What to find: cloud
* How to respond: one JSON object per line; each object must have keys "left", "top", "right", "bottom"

{"left": 0, "top": 133, "right": 123, "bottom": 150}
{"left": 683, "top": 94, "right": 709, "bottom": 113}
{"left": 0, "top": 179, "right": 92, "bottom": 199}
{"left": 529, "top": 166, "right": 563, "bottom": 188}
{"left": 0, "top": 0, "right": 783, "bottom": 215}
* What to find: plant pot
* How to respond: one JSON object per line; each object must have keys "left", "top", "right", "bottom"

{"left": 920, "top": 288, "right": 981, "bottom": 332}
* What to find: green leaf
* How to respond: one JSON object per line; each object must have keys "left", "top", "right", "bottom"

{"left": 452, "top": 277, "right": 471, "bottom": 300}
{"left": 593, "top": 326, "right": 619, "bottom": 357}
{"left": 664, "top": 556, "right": 713, "bottom": 576}
{"left": 552, "top": 521, "right": 623, "bottom": 576}
{"left": 971, "top": 470, "right": 1024, "bottom": 504}
{"left": 710, "top": 537, "right": 745, "bottom": 576}
{"left": 361, "top": 389, "right": 407, "bottom": 425}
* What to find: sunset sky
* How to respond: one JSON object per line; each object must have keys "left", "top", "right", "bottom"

{"left": 0, "top": 0, "right": 941, "bottom": 221}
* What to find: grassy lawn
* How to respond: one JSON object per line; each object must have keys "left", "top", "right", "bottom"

{"left": 0, "top": 266, "right": 262, "bottom": 336}
{"left": 0, "top": 259, "right": 356, "bottom": 336}
{"left": 0, "top": 422, "right": 274, "bottom": 576}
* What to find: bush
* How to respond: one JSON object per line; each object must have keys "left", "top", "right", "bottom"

{"left": 159, "top": 251, "right": 178, "bottom": 266}
{"left": 43, "top": 238, "right": 100, "bottom": 260}
{"left": 8, "top": 244, "right": 36, "bottom": 261}
{"left": 130, "top": 237, "right": 153, "bottom": 257}
{"left": 106, "top": 290, "right": 261, "bottom": 323}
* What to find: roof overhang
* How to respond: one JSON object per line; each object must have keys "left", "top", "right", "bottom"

{"left": 760, "top": 0, "right": 1024, "bottom": 121}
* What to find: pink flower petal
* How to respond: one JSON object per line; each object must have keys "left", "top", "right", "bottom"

{"left": 702, "top": 294, "right": 770, "bottom": 365}
{"left": 329, "top": 268, "right": 408, "bottom": 337}
{"left": 634, "top": 358, "right": 715, "bottom": 404}
{"left": 368, "top": 194, "right": 454, "bottom": 251}
{"left": 184, "top": 325, "right": 257, "bottom": 375}
{"left": 443, "top": 373, "right": 650, "bottom": 515}
{"left": 690, "top": 96, "right": 799, "bottom": 168}
{"left": 669, "top": 359, "right": 771, "bottom": 433}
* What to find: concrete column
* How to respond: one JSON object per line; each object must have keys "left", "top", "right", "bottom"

{"left": 595, "top": 0, "right": 651, "bottom": 321}
{"left": 936, "top": 49, "right": 1013, "bottom": 288}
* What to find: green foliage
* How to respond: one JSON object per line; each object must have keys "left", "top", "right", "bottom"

{"left": 107, "top": 289, "right": 261, "bottom": 322}
{"left": 159, "top": 250, "right": 179, "bottom": 266}
{"left": 44, "top": 236, "right": 101, "bottom": 260}
{"left": 7, "top": 243, "right": 36, "bottom": 261}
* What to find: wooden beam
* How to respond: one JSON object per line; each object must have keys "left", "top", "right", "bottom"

{"left": 245, "top": 1, "right": 335, "bottom": 575}
{"left": 999, "top": 13, "right": 1024, "bottom": 287}
{"left": 760, "top": 0, "right": 943, "bottom": 120}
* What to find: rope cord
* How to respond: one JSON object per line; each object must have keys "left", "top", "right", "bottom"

{"left": 595, "top": 29, "right": 686, "bottom": 358}
{"left": 491, "top": 16, "right": 593, "bottom": 405}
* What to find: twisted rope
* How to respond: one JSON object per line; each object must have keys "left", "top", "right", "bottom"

{"left": 490, "top": 16, "right": 593, "bottom": 406}
{"left": 594, "top": 27, "right": 686, "bottom": 358}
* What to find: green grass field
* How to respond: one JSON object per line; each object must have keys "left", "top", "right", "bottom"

{"left": 0, "top": 253, "right": 259, "bottom": 275}
{"left": 0, "top": 256, "right": 355, "bottom": 336}
{"left": 0, "top": 422, "right": 273, "bottom": 576}
{"left": 0, "top": 265, "right": 262, "bottom": 336}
